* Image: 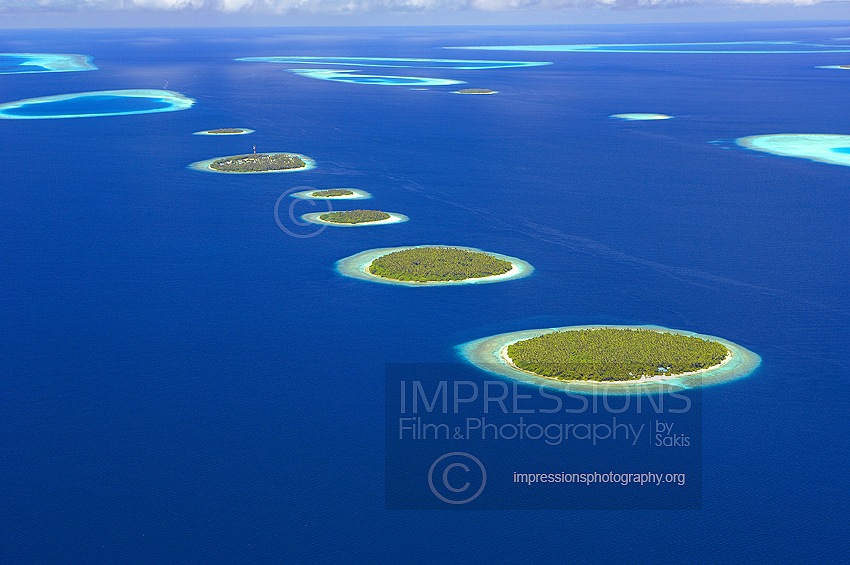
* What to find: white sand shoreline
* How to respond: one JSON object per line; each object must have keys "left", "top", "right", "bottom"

{"left": 336, "top": 246, "right": 533, "bottom": 286}
{"left": 458, "top": 325, "right": 761, "bottom": 395}
{"left": 290, "top": 188, "right": 371, "bottom": 200}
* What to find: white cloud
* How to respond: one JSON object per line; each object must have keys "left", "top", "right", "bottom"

{"left": 0, "top": 0, "right": 846, "bottom": 13}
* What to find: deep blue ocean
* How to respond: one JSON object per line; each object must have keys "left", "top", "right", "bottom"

{"left": 2, "top": 23, "right": 849, "bottom": 563}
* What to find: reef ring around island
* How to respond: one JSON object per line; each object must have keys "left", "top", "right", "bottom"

{"left": 458, "top": 325, "right": 761, "bottom": 395}
{"left": 290, "top": 188, "right": 372, "bottom": 200}
{"left": 335, "top": 246, "right": 533, "bottom": 286}
{"left": 302, "top": 212, "right": 409, "bottom": 227}
{"left": 189, "top": 153, "right": 316, "bottom": 173}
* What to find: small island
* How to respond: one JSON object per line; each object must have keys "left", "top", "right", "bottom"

{"left": 459, "top": 325, "right": 761, "bottom": 395}
{"left": 336, "top": 246, "right": 533, "bottom": 286}
{"left": 314, "top": 189, "right": 354, "bottom": 197}
{"left": 190, "top": 152, "right": 315, "bottom": 173}
{"left": 302, "top": 210, "right": 409, "bottom": 227}
{"left": 290, "top": 188, "right": 371, "bottom": 200}
{"left": 456, "top": 88, "right": 496, "bottom": 94}
{"left": 370, "top": 247, "right": 511, "bottom": 281}
{"left": 194, "top": 128, "right": 254, "bottom": 135}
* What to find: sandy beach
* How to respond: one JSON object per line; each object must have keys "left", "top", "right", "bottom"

{"left": 336, "top": 245, "right": 533, "bottom": 286}
{"left": 301, "top": 211, "right": 408, "bottom": 227}
{"left": 459, "top": 325, "right": 761, "bottom": 395}
{"left": 290, "top": 188, "right": 371, "bottom": 200}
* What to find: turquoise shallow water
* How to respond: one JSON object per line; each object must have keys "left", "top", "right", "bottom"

{"left": 0, "top": 89, "right": 194, "bottom": 119}
{"left": 0, "top": 53, "right": 96, "bottom": 74}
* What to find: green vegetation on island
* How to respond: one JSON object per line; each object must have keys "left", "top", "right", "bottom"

{"left": 457, "top": 88, "right": 494, "bottom": 94}
{"left": 210, "top": 153, "right": 305, "bottom": 172}
{"left": 319, "top": 210, "right": 391, "bottom": 224}
{"left": 207, "top": 128, "right": 246, "bottom": 134}
{"left": 506, "top": 328, "right": 729, "bottom": 382}
{"left": 368, "top": 247, "right": 513, "bottom": 282}
{"left": 312, "top": 189, "right": 355, "bottom": 197}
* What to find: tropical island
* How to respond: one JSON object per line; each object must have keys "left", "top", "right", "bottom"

{"left": 211, "top": 153, "right": 304, "bottom": 172}
{"left": 456, "top": 88, "right": 496, "bottom": 94}
{"left": 194, "top": 128, "right": 254, "bottom": 135}
{"left": 335, "top": 246, "right": 533, "bottom": 286}
{"left": 190, "top": 152, "right": 315, "bottom": 173}
{"left": 302, "top": 210, "right": 409, "bottom": 227}
{"left": 290, "top": 188, "right": 371, "bottom": 200}
{"left": 314, "top": 189, "right": 354, "bottom": 197}
{"left": 370, "top": 246, "right": 512, "bottom": 281}
{"left": 505, "top": 328, "right": 728, "bottom": 382}
{"left": 458, "top": 325, "right": 762, "bottom": 394}
{"left": 321, "top": 210, "right": 389, "bottom": 223}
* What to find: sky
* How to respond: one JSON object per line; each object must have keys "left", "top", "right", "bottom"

{"left": 0, "top": 0, "right": 848, "bottom": 28}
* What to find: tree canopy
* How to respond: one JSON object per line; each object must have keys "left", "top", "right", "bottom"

{"left": 369, "top": 247, "right": 513, "bottom": 282}
{"left": 506, "top": 328, "right": 729, "bottom": 382}
{"left": 319, "top": 210, "right": 390, "bottom": 224}
{"left": 312, "top": 189, "right": 354, "bottom": 197}
{"left": 210, "top": 153, "right": 305, "bottom": 172}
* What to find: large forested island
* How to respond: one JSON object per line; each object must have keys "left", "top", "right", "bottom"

{"left": 505, "top": 328, "right": 729, "bottom": 382}
{"left": 369, "top": 247, "right": 513, "bottom": 281}
{"left": 319, "top": 210, "right": 390, "bottom": 224}
{"left": 210, "top": 153, "right": 305, "bottom": 172}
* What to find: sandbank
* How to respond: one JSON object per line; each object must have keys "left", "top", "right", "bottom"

{"left": 290, "top": 188, "right": 371, "bottom": 200}
{"left": 301, "top": 212, "right": 408, "bottom": 227}
{"left": 0, "top": 53, "right": 97, "bottom": 74}
{"left": 193, "top": 128, "right": 254, "bottom": 135}
{"left": 335, "top": 245, "right": 533, "bottom": 286}
{"left": 238, "top": 56, "right": 550, "bottom": 69}
{"left": 736, "top": 134, "right": 850, "bottom": 168}
{"left": 449, "top": 42, "right": 850, "bottom": 54}
{"left": 189, "top": 153, "right": 316, "bottom": 173}
{"left": 458, "top": 325, "right": 761, "bottom": 395}
{"left": 455, "top": 89, "right": 498, "bottom": 95}
{"left": 610, "top": 113, "right": 672, "bottom": 121}
{"left": 0, "top": 89, "right": 194, "bottom": 120}
{"left": 286, "top": 69, "right": 464, "bottom": 86}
